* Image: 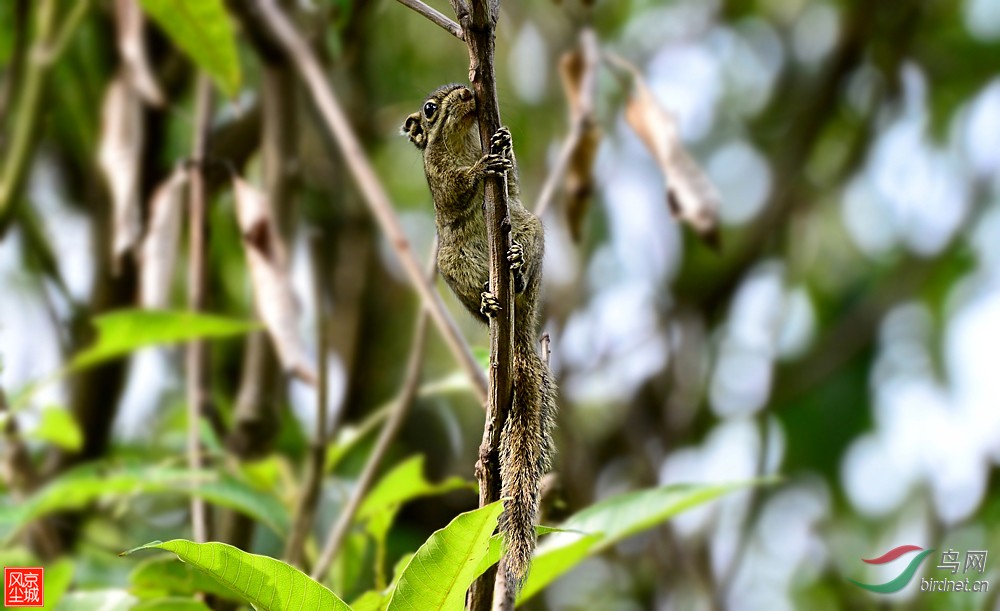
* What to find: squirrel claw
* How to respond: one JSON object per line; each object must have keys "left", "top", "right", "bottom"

{"left": 483, "top": 153, "right": 512, "bottom": 175}
{"left": 507, "top": 241, "right": 523, "bottom": 272}
{"left": 480, "top": 290, "right": 501, "bottom": 317}
{"left": 491, "top": 127, "right": 512, "bottom": 156}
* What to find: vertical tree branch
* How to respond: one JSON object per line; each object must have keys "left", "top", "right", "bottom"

{"left": 447, "top": 1, "right": 516, "bottom": 609}
{"left": 186, "top": 74, "right": 214, "bottom": 544}
{"left": 253, "top": 0, "right": 488, "bottom": 405}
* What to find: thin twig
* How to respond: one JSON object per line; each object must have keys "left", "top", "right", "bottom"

{"left": 310, "top": 246, "right": 437, "bottom": 580}
{"left": 0, "top": 0, "right": 30, "bottom": 124}
{"left": 185, "top": 75, "right": 215, "bottom": 544}
{"left": 284, "top": 233, "right": 334, "bottom": 567}
{"left": 254, "top": 0, "right": 488, "bottom": 405}
{"left": 534, "top": 28, "right": 599, "bottom": 219}
{"left": 0, "top": 0, "right": 58, "bottom": 231}
{"left": 40, "top": 0, "right": 92, "bottom": 63}
{"left": 394, "top": 0, "right": 464, "bottom": 40}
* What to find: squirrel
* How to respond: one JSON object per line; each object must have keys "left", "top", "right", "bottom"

{"left": 403, "top": 83, "right": 556, "bottom": 589}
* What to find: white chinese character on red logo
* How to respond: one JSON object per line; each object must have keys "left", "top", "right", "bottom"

{"left": 4, "top": 567, "right": 44, "bottom": 607}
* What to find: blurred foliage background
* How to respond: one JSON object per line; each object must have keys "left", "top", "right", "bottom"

{"left": 1, "top": 0, "right": 1000, "bottom": 609}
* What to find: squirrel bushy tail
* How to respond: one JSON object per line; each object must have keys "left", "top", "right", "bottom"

{"left": 499, "top": 335, "right": 557, "bottom": 589}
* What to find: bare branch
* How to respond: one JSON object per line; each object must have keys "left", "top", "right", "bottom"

{"left": 185, "top": 75, "right": 215, "bottom": 544}
{"left": 394, "top": 0, "right": 464, "bottom": 40}
{"left": 254, "top": 0, "right": 488, "bottom": 404}
{"left": 310, "top": 247, "right": 437, "bottom": 581}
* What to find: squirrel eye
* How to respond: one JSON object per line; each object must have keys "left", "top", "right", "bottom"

{"left": 423, "top": 101, "right": 437, "bottom": 119}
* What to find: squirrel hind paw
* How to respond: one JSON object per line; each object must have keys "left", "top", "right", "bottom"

{"left": 480, "top": 291, "right": 501, "bottom": 317}
{"left": 507, "top": 241, "right": 523, "bottom": 271}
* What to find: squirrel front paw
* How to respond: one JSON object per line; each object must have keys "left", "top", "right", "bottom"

{"left": 491, "top": 126, "right": 512, "bottom": 157}
{"left": 483, "top": 153, "right": 513, "bottom": 176}
{"left": 480, "top": 290, "right": 501, "bottom": 317}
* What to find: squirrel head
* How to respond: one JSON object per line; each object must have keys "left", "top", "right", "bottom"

{"left": 402, "top": 84, "right": 476, "bottom": 151}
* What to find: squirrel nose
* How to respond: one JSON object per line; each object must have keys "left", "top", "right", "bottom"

{"left": 459, "top": 88, "right": 473, "bottom": 101}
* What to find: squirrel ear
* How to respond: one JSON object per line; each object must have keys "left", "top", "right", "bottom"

{"left": 402, "top": 112, "right": 427, "bottom": 149}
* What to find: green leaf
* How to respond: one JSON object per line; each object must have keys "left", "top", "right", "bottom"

{"left": 137, "top": 0, "right": 241, "bottom": 97}
{"left": 0, "top": 548, "right": 75, "bottom": 605}
{"left": 351, "top": 552, "right": 414, "bottom": 611}
{"left": 365, "top": 505, "right": 400, "bottom": 590}
{"left": 515, "top": 534, "right": 600, "bottom": 604}
{"left": 560, "top": 482, "right": 757, "bottom": 545}
{"left": 351, "top": 590, "right": 389, "bottom": 611}
{"left": 0, "top": 463, "right": 207, "bottom": 529}
{"left": 386, "top": 500, "right": 504, "bottom": 611}
{"left": 518, "top": 481, "right": 763, "bottom": 603}
{"left": 24, "top": 406, "right": 83, "bottom": 451}
{"left": 325, "top": 405, "right": 390, "bottom": 474}
{"left": 132, "top": 598, "right": 213, "bottom": 611}
{"left": 194, "top": 474, "right": 291, "bottom": 535}
{"left": 0, "top": 463, "right": 289, "bottom": 538}
{"left": 121, "top": 540, "right": 351, "bottom": 611}
{"left": 472, "top": 525, "right": 583, "bottom": 579}
{"left": 55, "top": 590, "right": 138, "bottom": 611}
{"left": 130, "top": 555, "right": 244, "bottom": 601}
{"left": 43, "top": 558, "right": 76, "bottom": 610}
{"left": 358, "top": 455, "right": 474, "bottom": 521}
{"left": 70, "top": 310, "right": 258, "bottom": 371}
{"left": 359, "top": 455, "right": 474, "bottom": 589}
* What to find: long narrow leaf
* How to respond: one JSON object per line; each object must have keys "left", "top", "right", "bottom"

{"left": 70, "top": 309, "right": 258, "bottom": 370}
{"left": 121, "top": 540, "right": 350, "bottom": 611}
{"left": 137, "top": 0, "right": 241, "bottom": 97}
{"left": 130, "top": 555, "right": 242, "bottom": 601}
{"left": 387, "top": 501, "right": 504, "bottom": 611}
{"left": 0, "top": 463, "right": 289, "bottom": 537}
{"left": 358, "top": 455, "right": 474, "bottom": 521}
{"left": 517, "top": 481, "right": 763, "bottom": 603}
{"left": 0, "top": 464, "right": 205, "bottom": 528}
